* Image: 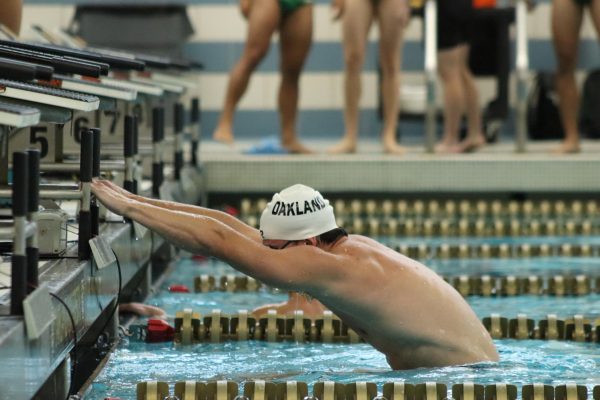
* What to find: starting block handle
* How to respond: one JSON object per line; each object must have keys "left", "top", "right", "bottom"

{"left": 190, "top": 97, "right": 200, "bottom": 166}
{"left": 132, "top": 115, "right": 139, "bottom": 194}
{"left": 0, "top": 57, "right": 53, "bottom": 80}
{"left": 11, "top": 152, "right": 28, "bottom": 315}
{"left": 174, "top": 102, "right": 184, "bottom": 180}
{"left": 78, "top": 130, "right": 93, "bottom": 260}
{"left": 124, "top": 116, "right": 135, "bottom": 193}
{"left": 26, "top": 149, "right": 40, "bottom": 292}
{"left": 90, "top": 128, "right": 101, "bottom": 236}
{"left": 152, "top": 107, "right": 164, "bottom": 197}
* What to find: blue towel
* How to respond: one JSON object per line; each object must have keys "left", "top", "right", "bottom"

{"left": 244, "top": 136, "right": 289, "bottom": 155}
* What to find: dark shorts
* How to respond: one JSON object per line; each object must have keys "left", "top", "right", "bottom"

{"left": 573, "top": 0, "right": 592, "bottom": 6}
{"left": 437, "top": 0, "right": 474, "bottom": 50}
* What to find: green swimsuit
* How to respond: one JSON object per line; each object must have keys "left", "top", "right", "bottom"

{"left": 279, "top": 0, "right": 312, "bottom": 14}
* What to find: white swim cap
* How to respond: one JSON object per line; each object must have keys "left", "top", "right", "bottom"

{"left": 260, "top": 184, "right": 338, "bottom": 241}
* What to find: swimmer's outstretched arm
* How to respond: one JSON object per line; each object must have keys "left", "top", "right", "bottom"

{"left": 92, "top": 180, "right": 345, "bottom": 290}
{"left": 93, "top": 180, "right": 253, "bottom": 256}
{"left": 95, "top": 180, "right": 261, "bottom": 243}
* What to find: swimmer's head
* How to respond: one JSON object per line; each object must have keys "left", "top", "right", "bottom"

{"left": 260, "top": 184, "right": 338, "bottom": 241}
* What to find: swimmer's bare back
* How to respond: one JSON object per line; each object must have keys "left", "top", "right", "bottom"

{"left": 304, "top": 235, "right": 499, "bottom": 369}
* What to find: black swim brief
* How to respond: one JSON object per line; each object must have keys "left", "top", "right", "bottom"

{"left": 573, "top": 0, "right": 592, "bottom": 6}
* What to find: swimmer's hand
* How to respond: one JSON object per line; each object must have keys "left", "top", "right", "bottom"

{"left": 240, "top": 0, "right": 251, "bottom": 19}
{"left": 330, "top": 0, "right": 344, "bottom": 20}
{"left": 95, "top": 178, "right": 136, "bottom": 199}
{"left": 91, "top": 178, "right": 134, "bottom": 217}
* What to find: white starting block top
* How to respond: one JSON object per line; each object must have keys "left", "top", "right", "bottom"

{"left": 147, "top": 71, "right": 198, "bottom": 90}
{"left": 0, "top": 101, "right": 40, "bottom": 127}
{"left": 0, "top": 258, "right": 10, "bottom": 304}
{"left": 100, "top": 76, "right": 164, "bottom": 96}
{"left": 0, "top": 79, "right": 100, "bottom": 112}
{"left": 130, "top": 76, "right": 185, "bottom": 94}
{"left": 54, "top": 75, "right": 137, "bottom": 101}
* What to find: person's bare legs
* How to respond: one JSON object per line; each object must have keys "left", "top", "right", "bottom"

{"left": 0, "top": 0, "right": 22, "bottom": 36}
{"left": 329, "top": 0, "right": 374, "bottom": 154}
{"left": 552, "top": 0, "right": 583, "bottom": 153}
{"left": 436, "top": 46, "right": 465, "bottom": 153}
{"left": 213, "top": 0, "right": 280, "bottom": 144}
{"left": 589, "top": 0, "right": 600, "bottom": 36}
{"left": 278, "top": 5, "right": 313, "bottom": 153}
{"left": 456, "top": 44, "right": 486, "bottom": 152}
{"left": 376, "top": 0, "right": 409, "bottom": 154}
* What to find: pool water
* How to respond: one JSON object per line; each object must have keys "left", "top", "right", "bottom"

{"left": 86, "top": 249, "right": 600, "bottom": 399}
{"left": 171, "top": 255, "right": 600, "bottom": 280}
{"left": 149, "top": 291, "right": 600, "bottom": 322}
{"left": 153, "top": 257, "right": 600, "bottom": 321}
{"left": 88, "top": 340, "right": 600, "bottom": 400}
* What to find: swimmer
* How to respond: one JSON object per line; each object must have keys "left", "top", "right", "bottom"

{"left": 251, "top": 291, "right": 328, "bottom": 318}
{"left": 92, "top": 180, "right": 499, "bottom": 370}
{"left": 119, "top": 302, "right": 167, "bottom": 320}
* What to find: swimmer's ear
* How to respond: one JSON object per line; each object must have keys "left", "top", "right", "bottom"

{"left": 305, "top": 237, "right": 318, "bottom": 246}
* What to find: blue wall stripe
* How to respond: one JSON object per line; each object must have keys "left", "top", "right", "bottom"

{"left": 184, "top": 40, "right": 600, "bottom": 73}
{"left": 526, "top": 39, "right": 600, "bottom": 70}
{"left": 185, "top": 42, "right": 392, "bottom": 73}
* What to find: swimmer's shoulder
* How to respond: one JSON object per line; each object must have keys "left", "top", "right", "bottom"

{"left": 329, "top": 234, "right": 381, "bottom": 255}
{"left": 344, "top": 234, "right": 375, "bottom": 243}
{"left": 347, "top": 234, "right": 390, "bottom": 248}
{"left": 337, "top": 235, "right": 416, "bottom": 267}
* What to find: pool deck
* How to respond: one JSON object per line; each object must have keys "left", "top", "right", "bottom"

{"left": 198, "top": 139, "right": 600, "bottom": 194}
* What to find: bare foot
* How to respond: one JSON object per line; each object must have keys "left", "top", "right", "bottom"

{"left": 213, "top": 123, "right": 234, "bottom": 145}
{"left": 383, "top": 141, "right": 407, "bottom": 155}
{"left": 458, "top": 134, "right": 486, "bottom": 153}
{"left": 282, "top": 140, "right": 313, "bottom": 154}
{"left": 328, "top": 138, "right": 357, "bottom": 154}
{"left": 435, "top": 141, "right": 461, "bottom": 154}
{"left": 553, "top": 140, "right": 580, "bottom": 154}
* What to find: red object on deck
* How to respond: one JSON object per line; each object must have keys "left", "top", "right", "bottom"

{"left": 168, "top": 284, "right": 190, "bottom": 293}
{"left": 223, "top": 205, "right": 239, "bottom": 217}
{"left": 473, "top": 0, "right": 496, "bottom": 8}
{"left": 146, "top": 319, "right": 175, "bottom": 343}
